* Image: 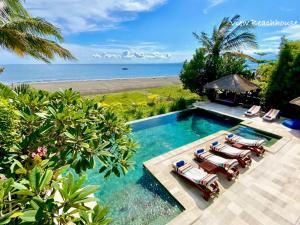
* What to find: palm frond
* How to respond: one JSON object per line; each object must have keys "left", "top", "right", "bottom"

{"left": 224, "top": 20, "right": 255, "bottom": 43}
{"left": 3, "top": 17, "right": 64, "bottom": 41}
{"left": 0, "top": 0, "right": 28, "bottom": 22}
{"left": 224, "top": 51, "right": 258, "bottom": 62}
{"left": 230, "top": 15, "right": 240, "bottom": 24}
{"left": 24, "top": 34, "right": 75, "bottom": 63}
{"left": 193, "top": 32, "right": 213, "bottom": 51}
{"left": 223, "top": 32, "right": 257, "bottom": 51}
{"left": 0, "top": 0, "right": 76, "bottom": 63}
{"left": 0, "top": 27, "right": 28, "bottom": 54}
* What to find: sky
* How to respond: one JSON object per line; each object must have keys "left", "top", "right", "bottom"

{"left": 1, "top": 0, "right": 300, "bottom": 64}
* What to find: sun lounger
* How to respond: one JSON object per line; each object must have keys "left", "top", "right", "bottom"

{"left": 263, "top": 109, "right": 280, "bottom": 121}
{"left": 210, "top": 141, "right": 252, "bottom": 168}
{"left": 194, "top": 149, "right": 239, "bottom": 181}
{"left": 225, "top": 133, "right": 265, "bottom": 156}
{"left": 173, "top": 160, "right": 220, "bottom": 200}
{"left": 244, "top": 105, "right": 261, "bottom": 117}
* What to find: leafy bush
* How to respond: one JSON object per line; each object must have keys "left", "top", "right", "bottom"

{"left": 264, "top": 39, "right": 300, "bottom": 116}
{"left": 170, "top": 98, "right": 187, "bottom": 111}
{"left": 218, "top": 55, "right": 252, "bottom": 79}
{"left": 0, "top": 98, "right": 20, "bottom": 151}
{"left": 0, "top": 86, "right": 136, "bottom": 224}
{"left": 180, "top": 49, "right": 207, "bottom": 94}
{"left": 157, "top": 104, "right": 167, "bottom": 114}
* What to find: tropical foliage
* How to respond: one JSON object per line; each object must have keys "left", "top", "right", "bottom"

{"left": 263, "top": 38, "right": 300, "bottom": 116}
{"left": 0, "top": 85, "right": 136, "bottom": 224}
{"left": 0, "top": 0, "right": 74, "bottom": 63}
{"left": 193, "top": 15, "right": 257, "bottom": 80}
{"left": 180, "top": 15, "right": 256, "bottom": 94}
{"left": 180, "top": 49, "right": 252, "bottom": 94}
{"left": 180, "top": 49, "right": 207, "bottom": 94}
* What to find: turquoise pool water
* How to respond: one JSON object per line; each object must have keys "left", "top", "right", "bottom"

{"left": 230, "top": 125, "right": 281, "bottom": 147}
{"left": 85, "top": 109, "right": 240, "bottom": 224}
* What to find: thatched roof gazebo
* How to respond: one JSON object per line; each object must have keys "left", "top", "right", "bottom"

{"left": 290, "top": 96, "right": 300, "bottom": 107}
{"left": 204, "top": 74, "right": 260, "bottom": 105}
{"left": 204, "top": 74, "right": 259, "bottom": 93}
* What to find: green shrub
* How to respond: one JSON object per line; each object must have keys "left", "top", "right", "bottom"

{"left": 264, "top": 39, "right": 300, "bottom": 116}
{"left": 170, "top": 98, "right": 187, "bottom": 111}
{"left": 157, "top": 104, "right": 167, "bottom": 114}
{"left": 0, "top": 97, "right": 19, "bottom": 151}
{"left": 135, "top": 108, "right": 144, "bottom": 119}
{"left": 149, "top": 109, "right": 156, "bottom": 117}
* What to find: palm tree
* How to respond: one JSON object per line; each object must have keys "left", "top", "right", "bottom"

{"left": 193, "top": 15, "right": 257, "bottom": 79}
{"left": 0, "top": 0, "right": 75, "bottom": 63}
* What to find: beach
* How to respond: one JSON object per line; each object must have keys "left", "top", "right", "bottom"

{"left": 29, "top": 76, "right": 181, "bottom": 95}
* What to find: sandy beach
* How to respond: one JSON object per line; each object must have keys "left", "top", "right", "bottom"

{"left": 29, "top": 76, "right": 181, "bottom": 95}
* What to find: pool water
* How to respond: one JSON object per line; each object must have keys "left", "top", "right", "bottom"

{"left": 230, "top": 125, "right": 281, "bottom": 147}
{"left": 85, "top": 109, "right": 240, "bottom": 224}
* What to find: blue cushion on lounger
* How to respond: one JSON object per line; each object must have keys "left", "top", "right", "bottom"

{"left": 196, "top": 149, "right": 205, "bottom": 154}
{"left": 227, "top": 133, "right": 234, "bottom": 138}
{"left": 283, "top": 119, "right": 300, "bottom": 130}
{"left": 212, "top": 141, "right": 219, "bottom": 146}
{"left": 176, "top": 160, "right": 185, "bottom": 167}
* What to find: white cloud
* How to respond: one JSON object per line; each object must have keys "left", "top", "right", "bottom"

{"left": 0, "top": 41, "right": 190, "bottom": 64}
{"left": 263, "top": 25, "right": 300, "bottom": 43}
{"left": 82, "top": 41, "right": 174, "bottom": 61}
{"left": 24, "top": 0, "right": 167, "bottom": 32}
{"left": 280, "top": 25, "right": 300, "bottom": 39}
{"left": 241, "top": 47, "right": 280, "bottom": 56}
{"left": 257, "top": 24, "right": 300, "bottom": 56}
{"left": 203, "top": 0, "right": 227, "bottom": 14}
{"left": 208, "top": 0, "right": 226, "bottom": 8}
{"left": 263, "top": 36, "right": 282, "bottom": 42}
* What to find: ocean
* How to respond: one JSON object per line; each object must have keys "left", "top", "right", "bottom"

{"left": 0, "top": 64, "right": 183, "bottom": 84}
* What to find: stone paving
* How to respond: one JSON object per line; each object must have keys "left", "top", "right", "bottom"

{"left": 143, "top": 102, "right": 300, "bottom": 225}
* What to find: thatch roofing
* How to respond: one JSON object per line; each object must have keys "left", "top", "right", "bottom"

{"left": 204, "top": 74, "right": 259, "bottom": 93}
{"left": 290, "top": 97, "right": 300, "bottom": 107}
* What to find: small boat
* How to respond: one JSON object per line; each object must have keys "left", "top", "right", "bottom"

{"left": 122, "top": 67, "right": 128, "bottom": 70}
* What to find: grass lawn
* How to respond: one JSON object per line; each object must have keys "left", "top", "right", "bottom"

{"left": 91, "top": 85, "right": 206, "bottom": 121}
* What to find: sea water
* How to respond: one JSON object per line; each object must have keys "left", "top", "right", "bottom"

{"left": 0, "top": 63, "right": 183, "bottom": 84}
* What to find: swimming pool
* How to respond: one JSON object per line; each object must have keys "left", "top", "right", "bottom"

{"left": 85, "top": 109, "right": 240, "bottom": 224}
{"left": 230, "top": 125, "right": 281, "bottom": 147}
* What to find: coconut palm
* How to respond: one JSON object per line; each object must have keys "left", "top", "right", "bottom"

{"left": 0, "top": 0, "right": 75, "bottom": 63}
{"left": 193, "top": 15, "right": 257, "bottom": 79}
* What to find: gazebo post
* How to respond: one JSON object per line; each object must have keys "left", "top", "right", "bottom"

{"left": 234, "top": 92, "right": 237, "bottom": 104}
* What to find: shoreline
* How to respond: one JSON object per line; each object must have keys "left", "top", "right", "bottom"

{"left": 27, "top": 76, "right": 181, "bottom": 96}
{"left": 6, "top": 75, "right": 179, "bottom": 85}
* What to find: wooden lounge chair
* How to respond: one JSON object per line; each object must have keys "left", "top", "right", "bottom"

{"left": 172, "top": 160, "right": 220, "bottom": 201}
{"left": 263, "top": 109, "right": 280, "bottom": 121}
{"left": 210, "top": 141, "right": 252, "bottom": 168}
{"left": 194, "top": 149, "right": 239, "bottom": 181}
{"left": 225, "top": 133, "right": 265, "bottom": 156}
{"left": 244, "top": 105, "right": 261, "bottom": 117}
